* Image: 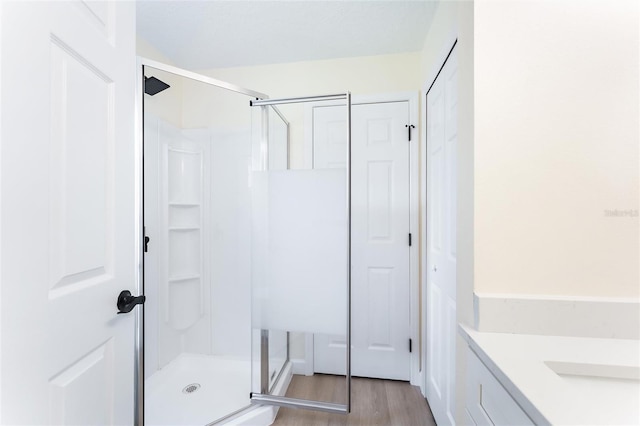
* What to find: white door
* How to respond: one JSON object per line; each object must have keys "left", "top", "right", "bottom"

{"left": 0, "top": 2, "right": 137, "bottom": 424}
{"left": 313, "top": 101, "right": 412, "bottom": 381}
{"left": 425, "top": 46, "right": 458, "bottom": 425}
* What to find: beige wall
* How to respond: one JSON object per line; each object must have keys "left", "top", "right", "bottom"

{"left": 200, "top": 52, "right": 422, "bottom": 168}
{"left": 420, "top": 1, "right": 458, "bottom": 79}
{"left": 474, "top": 0, "right": 639, "bottom": 298}
{"left": 202, "top": 51, "right": 422, "bottom": 96}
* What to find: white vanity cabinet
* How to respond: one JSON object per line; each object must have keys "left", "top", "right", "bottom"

{"left": 465, "top": 347, "right": 535, "bottom": 425}
{"left": 459, "top": 325, "right": 640, "bottom": 425}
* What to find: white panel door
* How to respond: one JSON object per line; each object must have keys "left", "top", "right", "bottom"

{"left": 312, "top": 106, "right": 348, "bottom": 169}
{"left": 313, "top": 102, "right": 411, "bottom": 380}
{"left": 426, "top": 46, "right": 458, "bottom": 425}
{"left": 0, "top": 2, "right": 136, "bottom": 424}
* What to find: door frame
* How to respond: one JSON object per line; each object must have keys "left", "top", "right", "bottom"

{"left": 135, "top": 57, "right": 269, "bottom": 424}
{"left": 420, "top": 38, "right": 458, "bottom": 399}
{"left": 303, "top": 92, "right": 421, "bottom": 385}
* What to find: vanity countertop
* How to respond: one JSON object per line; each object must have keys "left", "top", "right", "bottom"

{"left": 459, "top": 325, "right": 640, "bottom": 425}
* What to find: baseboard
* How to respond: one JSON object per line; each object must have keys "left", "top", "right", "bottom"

{"left": 290, "top": 358, "right": 314, "bottom": 376}
{"left": 474, "top": 292, "right": 640, "bottom": 340}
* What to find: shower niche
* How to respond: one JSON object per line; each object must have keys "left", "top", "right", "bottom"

{"left": 141, "top": 59, "right": 350, "bottom": 425}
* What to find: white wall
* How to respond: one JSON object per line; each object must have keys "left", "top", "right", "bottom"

{"left": 474, "top": 0, "right": 639, "bottom": 298}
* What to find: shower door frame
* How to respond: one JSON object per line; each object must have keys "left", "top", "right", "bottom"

{"left": 135, "top": 57, "right": 352, "bottom": 424}
{"left": 249, "top": 93, "right": 353, "bottom": 415}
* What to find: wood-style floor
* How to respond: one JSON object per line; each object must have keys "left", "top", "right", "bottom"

{"left": 272, "top": 375, "right": 437, "bottom": 426}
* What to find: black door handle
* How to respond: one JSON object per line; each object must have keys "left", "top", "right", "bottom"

{"left": 117, "top": 290, "right": 146, "bottom": 314}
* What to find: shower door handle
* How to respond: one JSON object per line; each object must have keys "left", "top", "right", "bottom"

{"left": 116, "top": 290, "right": 146, "bottom": 314}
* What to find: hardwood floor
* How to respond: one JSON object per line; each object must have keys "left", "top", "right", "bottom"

{"left": 271, "top": 375, "right": 437, "bottom": 426}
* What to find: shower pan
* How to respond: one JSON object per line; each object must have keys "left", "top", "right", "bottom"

{"left": 137, "top": 57, "right": 352, "bottom": 425}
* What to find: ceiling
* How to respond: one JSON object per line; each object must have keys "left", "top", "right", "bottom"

{"left": 136, "top": 0, "right": 438, "bottom": 70}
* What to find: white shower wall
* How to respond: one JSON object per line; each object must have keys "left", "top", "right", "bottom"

{"left": 186, "top": 127, "right": 252, "bottom": 358}
{"left": 144, "top": 112, "right": 254, "bottom": 378}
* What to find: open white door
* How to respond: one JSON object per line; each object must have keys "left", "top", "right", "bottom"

{"left": 425, "top": 45, "right": 458, "bottom": 425}
{"left": 0, "top": 2, "right": 137, "bottom": 424}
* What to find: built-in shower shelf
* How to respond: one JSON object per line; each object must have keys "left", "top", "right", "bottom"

{"left": 168, "top": 202, "right": 200, "bottom": 207}
{"left": 168, "top": 274, "right": 201, "bottom": 283}
{"left": 168, "top": 227, "right": 200, "bottom": 231}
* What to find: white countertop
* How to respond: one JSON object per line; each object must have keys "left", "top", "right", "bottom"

{"left": 459, "top": 325, "right": 640, "bottom": 425}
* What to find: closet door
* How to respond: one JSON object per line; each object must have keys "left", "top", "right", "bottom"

{"left": 0, "top": 2, "right": 137, "bottom": 423}
{"left": 425, "top": 44, "right": 458, "bottom": 425}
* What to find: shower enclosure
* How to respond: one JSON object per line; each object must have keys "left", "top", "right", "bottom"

{"left": 138, "top": 58, "right": 352, "bottom": 425}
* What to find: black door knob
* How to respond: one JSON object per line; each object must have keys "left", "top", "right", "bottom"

{"left": 117, "top": 290, "right": 146, "bottom": 314}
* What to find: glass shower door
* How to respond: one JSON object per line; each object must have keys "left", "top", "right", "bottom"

{"left": 141, "top": 60, "right": 271, "bottom": 425}
{"left": 249, "top": 94, "right": 352, "bottom": 414}
{"left": 140, "top": 57, "right": 350, "bottom": 423}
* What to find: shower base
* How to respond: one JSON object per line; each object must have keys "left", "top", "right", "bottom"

{"left": 145, "top": 353, "right": 291, "bottom": 426}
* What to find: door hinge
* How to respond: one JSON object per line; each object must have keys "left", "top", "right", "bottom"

{"left": 409, "top": 338, "right": 413, "bottom": 353}
{"left": 408, "top": 233, "right": 412, "bottom": 247}
{"left": 405, "top": 124, "right": 415, "bottom": 141}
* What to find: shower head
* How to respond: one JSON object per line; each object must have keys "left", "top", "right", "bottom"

{"left": 144, "top": 76, "right": 170, "bottom": 96}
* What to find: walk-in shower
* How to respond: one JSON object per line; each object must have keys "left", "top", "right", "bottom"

{"left": 138, "top": 58, "right": 351, "bottom": 425}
